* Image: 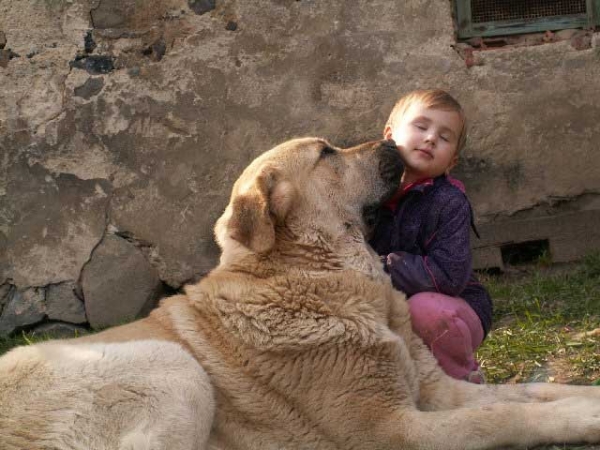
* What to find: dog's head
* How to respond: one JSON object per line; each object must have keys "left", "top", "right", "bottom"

{"left": 215, "top": 138, "right": 403, "bottom": 270}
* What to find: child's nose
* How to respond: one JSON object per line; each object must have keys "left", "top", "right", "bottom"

{"left": 424, "top": 133, "right": 437, "bottom": 145}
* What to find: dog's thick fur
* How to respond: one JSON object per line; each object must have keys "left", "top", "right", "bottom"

{"left": 1, "top": 138, "right": 600, "bottom": 450}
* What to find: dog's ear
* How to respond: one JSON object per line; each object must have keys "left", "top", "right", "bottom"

{"left": 226, "top": 166, "right": 294, "bottom": 253}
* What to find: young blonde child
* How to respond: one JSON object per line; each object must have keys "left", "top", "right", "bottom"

{"left": 369, "top": 89, "right": 492, "bottom": 383}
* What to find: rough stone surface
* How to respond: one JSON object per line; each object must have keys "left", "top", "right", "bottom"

{"left": 1, "top": 164, "right": 111, "bottom": 287}
{"left": 73, "top": 76, "right": 105, "bottom": 99}
{"left": 472, "top": 209, "right": 600, "bottom": 270}
{"left": 188, "top": 0, "right": 216, "bottom": 15}
{"left": 81, "top": 235, "right": 163, "bottom": 329}
{"left": 71, "top": 55, "right": 115, "bottom": 74}
{"left": 46, "top": 282, "right": 87, "bottom": 324}
{"left": 0, "top": 48, "right": 12, "bottom": 67}
{"left": 91, "top": 0, "right": 135, "bottom": 29}
{"left": 0, "top": 283, "right": 14, "bottom": 316}
{"left": 0, "top": 288, "right": 46, "bottom": 336}
{"left": 1, "top": 0, "right": 599, "bottom": 332}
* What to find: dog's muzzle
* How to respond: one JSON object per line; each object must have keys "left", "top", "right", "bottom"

{"left": 362, "top": 140, "right": 404, "bottom": 232}
{"left": 378, "top": 139, "right": 404, "bottom": 199}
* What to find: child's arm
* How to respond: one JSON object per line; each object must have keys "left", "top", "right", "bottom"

{"left": 384, "top": 196, "right": 472, "bottom": 297}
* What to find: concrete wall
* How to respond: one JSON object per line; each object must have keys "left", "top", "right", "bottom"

{"left": 1, "top": 0, "right": 599, "bottom": 335}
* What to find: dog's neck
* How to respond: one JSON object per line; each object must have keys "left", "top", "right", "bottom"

{"left": 218, "top": 226, "right": 387, "bottom": 282}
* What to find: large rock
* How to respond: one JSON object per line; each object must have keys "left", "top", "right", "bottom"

{"left": 0, "top": 160, "right": 111, "bottom": 288}
{"left": 0, "top": 283, "right": 13, "bottom": 315}
{"left": 0, "top": 288, "right": 46, "bottom": 336}
{"left": 81, "top": 234, "right": 163, "bottom": 329}
{"left": 46, "top": 282, "right": 87, "bottom": 324}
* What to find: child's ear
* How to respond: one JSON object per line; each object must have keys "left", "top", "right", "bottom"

{"left": 383, "top": 126, "right": 393, "bottom": 140}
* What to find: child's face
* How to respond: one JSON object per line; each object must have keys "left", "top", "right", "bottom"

{"left": 384, "top": 103, "right": 462, "bottom": 183}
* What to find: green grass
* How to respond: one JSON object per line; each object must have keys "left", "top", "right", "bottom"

{"left": 0, "top": 326, "right": 89, "bottom": 356}
{"left": 477, "top": 252, "right": 600, "bottom": 385}
{"left": 0, "top": 331, "right": 55, "bottom": 356}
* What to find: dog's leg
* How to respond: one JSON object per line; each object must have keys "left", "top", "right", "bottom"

{"left": 376, "top": 397, "right": 600, "bottom": 450}
{"left": 316, "top": 338, "right": 600, "bottom": 450}
{"left": 405, "top": 340, "right": 600, "bottom": 412}
{"left": 419, "top": 371, "right": 600, "bottom": 412}
{"left": 387, "top": 290, "right": 600, "bottom": 410}
{"left": 405, "top": 333, "right": 600, "bottom": 412}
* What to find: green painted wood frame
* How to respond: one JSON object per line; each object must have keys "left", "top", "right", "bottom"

{"left": 455, "top": 0, "right": 600, "bottom": 39}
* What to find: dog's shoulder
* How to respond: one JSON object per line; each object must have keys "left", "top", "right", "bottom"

{"left": 184, "top": 269, "right": 395, "bottom": 351}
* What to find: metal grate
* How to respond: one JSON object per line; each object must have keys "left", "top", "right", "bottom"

{"left": 471, "top": 0, "right": 587, "bottom": 24}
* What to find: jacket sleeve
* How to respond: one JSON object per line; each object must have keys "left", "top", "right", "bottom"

{"left": 385, "top": 196, "right": 473, "bottom": 297}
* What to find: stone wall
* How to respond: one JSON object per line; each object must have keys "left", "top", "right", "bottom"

{"left": 1, "top": 0, "right": 599, "bottom": 336}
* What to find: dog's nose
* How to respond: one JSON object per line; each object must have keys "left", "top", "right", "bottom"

{"left": 382, "top": 139, "right": 397, "bottom": 151}
{"left": 378, "top": 141, "right": 403, "bottom": 184}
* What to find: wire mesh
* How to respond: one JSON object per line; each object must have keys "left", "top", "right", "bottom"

{"left": 470, "top": 0, "right": 587, "bottom": 23}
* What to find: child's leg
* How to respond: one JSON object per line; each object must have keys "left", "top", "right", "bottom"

{"left": 407, "top": 292, "right": 484, "bottom": 381}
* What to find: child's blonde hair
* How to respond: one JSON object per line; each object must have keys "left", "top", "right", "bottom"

{"left": 385, "top": 89, "right": 468, "bottom": 153}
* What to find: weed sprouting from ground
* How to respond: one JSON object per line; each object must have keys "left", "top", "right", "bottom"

{"left": 0, "top": 331, "right": 55, "bottom": 356}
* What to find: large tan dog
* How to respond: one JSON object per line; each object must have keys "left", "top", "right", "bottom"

{"left": 1, "top": 137, "right": 600, "bottom": 450}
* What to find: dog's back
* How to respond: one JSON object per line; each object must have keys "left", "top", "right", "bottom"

{"left": 0, "top": 340, "right": 214, "bottom": 450}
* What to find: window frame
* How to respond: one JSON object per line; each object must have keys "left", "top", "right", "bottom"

{"left": 455, "top": 0, "right": 600, "bottom": 39}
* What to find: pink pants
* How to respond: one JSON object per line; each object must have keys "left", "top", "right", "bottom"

{"left": 408, "top": 292, "right": 484, "bottom": 380}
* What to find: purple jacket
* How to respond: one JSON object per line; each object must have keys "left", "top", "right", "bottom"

{"left": 369, "top": 175, "right": 493, "bottom": 336}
